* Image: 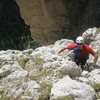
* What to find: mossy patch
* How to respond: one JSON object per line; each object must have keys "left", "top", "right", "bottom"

{"left": 96, "top": 93, "right": 100, "bottom": 99}
{"left": 0, "top": 70, "right": 12, "bottom": 79}
{"left": 30, "top": 75, "right": 38, "bottom": 81}
{"left": 30, "top": 68, "right": 54, "bottom": 82}
{"left": 38, "top": 82, "right": 52, "bottom": 100}
{"left": 39, "top": 68, "right": 54, "bottom": 77}
{"left": 56, "top": 72, "right": 65, "bottom": 79}
{"left": 0, "top": 96, "right": 10, "bottom": 100}
{"left": 90, "top": 83, "right": 100, "bottom": 92}
{"left": 52, "top": 95, "right": 74, "bottom": 100}
{"left": 31, "top": 54, "right": 44, "bottom": 66}
{"left": 18, "top": 56, "right": 29, "bottom": 69}
{"left": 38, "top": 90, "right": 50, "bottom": 100}
{"left": 38, "top": 82, "right": 52, "bottom": 92}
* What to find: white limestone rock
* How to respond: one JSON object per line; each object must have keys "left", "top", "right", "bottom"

{"left": 81, "top": 70, "right": 89, "bottom": 77}
{"left": 7, "top": 70, "right": 28, "bottom": 79}
{"left": 59, "top": 61, "right": 82, "bottom": 77}
{"left": 50, "top": 76, "right": 96, "bottom": 100}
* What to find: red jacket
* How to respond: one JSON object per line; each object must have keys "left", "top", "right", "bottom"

{"left": 66, "top": 43, "right": 96, "bottom": 57}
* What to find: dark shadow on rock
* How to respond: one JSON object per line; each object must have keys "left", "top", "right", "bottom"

{"left": 84, "top": 62, "right": 100, "bottom": 72}
{"left": 0, "top": 0, "right": 33, "bottom": 50}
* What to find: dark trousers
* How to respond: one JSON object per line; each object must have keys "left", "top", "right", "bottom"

{"left": 74, "top": 56, "right": 89, "bottom": 66}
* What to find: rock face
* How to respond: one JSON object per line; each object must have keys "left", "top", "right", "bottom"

{"left": 17, "top": 0, "right": 100, "bottom": 45}
{"left": 50, "top": 76, "right": 96, "bottom": 100}
{"left": 0, "top": 0, "right": 33, "bottom": 50}
{"left": 0, "top": 0, "right": 100, "bottom": 49}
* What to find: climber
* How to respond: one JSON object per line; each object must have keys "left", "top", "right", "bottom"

{"left": 58, "top": 36, "right": 98, "bottom": 70}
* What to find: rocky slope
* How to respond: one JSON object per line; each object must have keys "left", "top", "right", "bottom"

{"left": 0, "top": 27, "right": 100, "bottom": 100}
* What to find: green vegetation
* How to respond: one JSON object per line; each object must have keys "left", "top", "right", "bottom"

{"left": 39, "top": 69, "right": 54, "bottom": 77}
{"left": 0, "top": 62, "right": 8, "bottom": 67}
{"left": 38, "top": 82, "right": 52, "bottom": 92}
{"left": 0, "top": 62, "right": 2, "bottom": 67}
{"left": 56, "top": 72, "right": 64, "bottom": 79}
{"left": 30, "top": 68, "right": 54, "bottom": 81}
{"left": 96, "top": 93, "right": 100, "bottom": 99}
{"left": 0, "top": 70, "right": 12, "bottom": 79}
{"left": 38, "top": 82, "right": 52, "bottom": 100}
{"left": 90, "top": 83, "right": 100, "bottom": 92}
{"left": 0, "top": 96, "right": 10, "bottom": 100}
{"left": 38, "top": 91, "right": 50, "bottom": 100}
{"left": 52, "top": 95, "right": 74, "bottom": 100}
{"left": 18, "top": 56, "right": 29, "bottom": 69}
{"left": 90, "top": 83, "right": 100, "bottom": 99}
{"left": 30, "top": 75, "right": 38, "bottom": 81}
{"left": 32, "top": 54, "right": 44, "bottom": 65}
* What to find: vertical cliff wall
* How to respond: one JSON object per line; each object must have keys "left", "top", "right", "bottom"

{"left": 16, "top": 0, "right": 100, "bottom": 45}
{"left": 0, "top": 0, "right": 33, "bottom": 50}
{"left": 0, "top": 0, "right": 100, "bottom": 50}
{"left": 16, "top": 0, "right": 68, "bottom": 45}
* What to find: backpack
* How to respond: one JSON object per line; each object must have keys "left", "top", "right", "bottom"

{"left": 73, "top": 47, "right": 80, "bottom": 56}
{"left": 73, "top": 47, "right": 89, "bottom": 59}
